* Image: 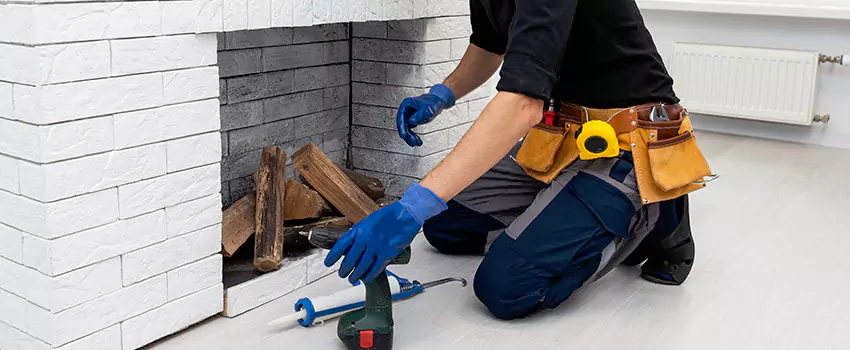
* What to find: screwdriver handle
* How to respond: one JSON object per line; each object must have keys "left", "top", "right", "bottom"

{"left": 308, "top": 226, "right": 349, "bottom": 250}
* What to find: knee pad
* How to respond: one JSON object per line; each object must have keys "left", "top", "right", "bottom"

{"left": 640, "top": 195, "right": 695, "bottom": 285}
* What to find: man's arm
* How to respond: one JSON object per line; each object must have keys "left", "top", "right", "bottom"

{"left": 420, "top": 91, "right": 541, "bottom": 201}
{"left": 442, "top": 44, "right": 503, "bottom": 100}
{"left": 419, "top": 0, "right": 579, "bottom": 201}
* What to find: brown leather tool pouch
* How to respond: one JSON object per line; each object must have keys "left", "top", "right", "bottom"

{"left": 515, "top": 123, "right": 568, "bottom": 173}
{"left": 632, "top": 113, "right": 712, "bottom": 204}
{"left": 518, "top": 123, "right": 580, "bottom": 184}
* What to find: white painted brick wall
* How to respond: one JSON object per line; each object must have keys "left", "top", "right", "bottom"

{"left": 113, "top": 99, "right": 220, "bottom": 149}
{"left": 166, "top": 132, "right": 223, "bottom": 173}
{"left": 0, "top": 287, "right": 55, "bottom": 346}
{"left": 271, "top": 0, "right": 294, "bottom": 27}
{"left": 196, "top": 0, "right": 224, "bottom": 33}
{"left": 54, "top": 275, "right": 166, "bottom": 347}
{"left": 38, "top": 116, "right": 115, "bottom": 163}
{"left": 293, "top": 0, "right": 314, "bottom": 26}
{"left": 12, "top": 84, "right": 39, "bottom": 124}
{"left": 0, "top": 320, "right": 51, "bottom": 350}
{"left": 0, "top": 43, "right": 34, "bottom": 85}
{"left": 313, "top": 0, "right": 332, "bottom": 24}
{"left": 38, "top": 189, "right": 120, "bottom": 240}
{"left": 165, "top": 193, "right": 222, "bottom": 238}
{"left": 451, "top": 37, "right": 469, "bottom": 60}
{"left": 121, "top": 284, "right": 222, "bottom": 350}
{"left": 224, "top": 258, "right": 307, "bottom": 316}
{"left": 118, "top": 164, "right": 221, "bottom": 218}
{"left": 0, "top": 223, "right": 23, "bottom": 263}
{"left": 37, "top": 41, "right": 112, "bottom": 85}
{"left": 0, "top": 154, "right": 20, "bottom": 194}
{"left": 19, "top": 144, "right": 167, "bottom": 202}
{"left": 224, "top": 0, "right": 249, "bottom": 31}
{"left": 0, "top": 188, "right": 47, "bottom": 237}
{"left": 0, "top": 118, "right": 40, "bottom": 161}
{"left": 23, "top": 210, "right": 167, "bottom": 276}
{"left": 166, "top": 254, "right": 222, "bottom": 300}
{"left": 36, "top": 2, "right": 161, "bottom": 44}
{"left": 162, "top": 67, "right": 220, "bottom": 105}
{"left": 23, "top": 72, "right": 164, "bottom": 125}
{"left": 58, "top": 325, "right": 121, "bottom": 350}
{"left": 0, "top": 4, "right": 34, "bottom": 44}
{"left": 0, "top": 257, "right": 121, "bottom": 313}
{"left": 162, "top": 1, "right": 196, "bottom": 35}
{"left": 121, "top": 224, "right": 220, "bottom": 285}
{"left": 248, "top": 0, "right": 272, "bottom": 29}
{"left": 0, "top": 312, "right": 121, "bottom": 350}
{"left": 111, "top": 34, "right": 217, "bottom": 76}
{"left": 0, "top": 82, "right": 13, "bottom": 119}
{"left": 3, "top": 3, "right": 474, "bottom": 348}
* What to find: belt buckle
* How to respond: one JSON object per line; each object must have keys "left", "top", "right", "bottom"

{"left": 649, "top": 104, "right": 670, "bottom": 122}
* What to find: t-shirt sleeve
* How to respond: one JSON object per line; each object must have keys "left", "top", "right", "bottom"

{"left": 469, "top": 0, "right": 506, "bottom": 55}
{"left": 496, "top": 0, "right": 578, "bottom": 100}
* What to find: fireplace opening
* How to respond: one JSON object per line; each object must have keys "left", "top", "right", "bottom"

{"left": 215, "top": 19, "right": 491, "bottom": 317}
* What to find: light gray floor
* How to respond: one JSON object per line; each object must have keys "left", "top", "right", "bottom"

{"left": 147, "top": 132, "right": 850, "bottom": 350}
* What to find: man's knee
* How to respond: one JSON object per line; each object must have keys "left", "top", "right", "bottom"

{"left": 472, "top": 237, "right": 570, "bottom": 320}
{"left": 422, "top": 200, "right": 502, "bottom": 256}
{"left": 422, "top": 223, "right": 479, "bottom": 255}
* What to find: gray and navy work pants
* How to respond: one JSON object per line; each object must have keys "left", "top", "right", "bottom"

{"left": 423, "top": 144, "right": 681, "bottom": 320}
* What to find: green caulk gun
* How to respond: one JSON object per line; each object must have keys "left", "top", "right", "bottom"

{"left": 268, "top": 226, "right": 467, "bottom": 350}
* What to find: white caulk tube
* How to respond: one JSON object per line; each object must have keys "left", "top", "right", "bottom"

{"left": 268, "top": 274, "right": 406, "bottom": 327}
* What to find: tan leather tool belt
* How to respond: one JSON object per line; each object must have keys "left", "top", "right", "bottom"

{"left": 514, "top": 102, "right": 714, "bottom": 204}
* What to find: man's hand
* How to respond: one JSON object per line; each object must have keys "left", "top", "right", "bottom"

{"left": 324, "top": 183, "right": 447, "bottom": 284}
{"left": 397, "top": 84, "right": 456, "bottom": 147}
{"left": 396, "top": 44, "right": 503, "bottom": 147}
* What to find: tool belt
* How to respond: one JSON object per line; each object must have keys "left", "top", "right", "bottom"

{"left": 515, "top": 102, "right": 715, "bottom": 204}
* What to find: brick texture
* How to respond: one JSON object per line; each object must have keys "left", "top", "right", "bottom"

{"left": 347, "top": 16, "right": 496, "bottom": 186}
{"left": 122, "top": 284, "right": 223, "bottom": 349}
{"left": 121, "top": 224, "right": 221, "bottom": 285}
{"left": 218, "top": 26, "right": 355, "bottom": 208}
{"left": 23, "top": 210, "right": 167, "bottom": 276}
{"left": 2, "top": 11, "right": 485, "bottom": 350}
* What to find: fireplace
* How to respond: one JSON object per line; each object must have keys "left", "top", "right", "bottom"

{"left": 0, "top": 2, "right": 492, "bottom": 349}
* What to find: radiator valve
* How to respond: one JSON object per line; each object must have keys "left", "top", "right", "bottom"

{"left": 813, "top": 114, "right": 831, "bottom": 123}
{"left": 819, "top": 54, "right": 848, "bottom": 66}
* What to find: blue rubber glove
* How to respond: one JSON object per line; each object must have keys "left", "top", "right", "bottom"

{"left": 324, "top": 183, "right": 448, "bottom": 284}
{"left": 396, "top": 84, "right": 456, "bottom": 147}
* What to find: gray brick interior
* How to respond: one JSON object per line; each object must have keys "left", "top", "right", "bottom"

{"left": 218, "top": 18, "right": 492, "bottom": 207}
{"left": 218, "top": 24, "right": 351, "bottom": 207}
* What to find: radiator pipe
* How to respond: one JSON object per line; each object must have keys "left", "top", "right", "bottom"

{"left": 819, "top": 54, "right": 849, "bottom": 66}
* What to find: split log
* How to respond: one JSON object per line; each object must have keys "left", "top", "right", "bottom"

{"left": 339, "top": 168, "right": 385, "bottom": 201}
{"left": 221, "top": 193, "right": 256, "bottom": 258}
{"left": 301, "top": 166, "right": 386, "bottom": 201}
{"left": 282, "top": 217, "right": 353, "bottom": 253}
{"left": 291, "top": 143, "right": 378, "bottom": 223}
{"left": 254, "top": 146, "right": 287, "bottom": 272}
{"left": 284, "top": 180, "right": 332, "bottom": 220}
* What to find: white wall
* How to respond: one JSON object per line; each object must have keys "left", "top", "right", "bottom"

{"left": 642, "top": 9, "right": 850, "bottom": 149}
{"left": 674, "top": 0, "right": 846, "bottom": 6}
{"left": 638, "top": 0, "right": 850, "bottom": 20}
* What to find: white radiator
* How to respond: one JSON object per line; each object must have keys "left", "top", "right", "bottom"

{"left": 670, "top": 43, "right": 821, "bottom": 125}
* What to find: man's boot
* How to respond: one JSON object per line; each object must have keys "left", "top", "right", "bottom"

{"left": 622, "top": 195, "right": 695, "bottom": 285}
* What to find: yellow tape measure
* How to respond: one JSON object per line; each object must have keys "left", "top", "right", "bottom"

{"left": 576, "top": 120, "right": 619, "bottom": 160}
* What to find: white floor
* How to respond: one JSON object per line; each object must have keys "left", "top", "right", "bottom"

{"left": 146, "top": 132, "right": 850, "bottom": 350}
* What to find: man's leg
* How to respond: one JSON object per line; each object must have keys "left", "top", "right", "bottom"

{"left": 423, "top": 144, "right": 547, "bottom": 255}
{"left": 473, "top": 154, "right": 652, "bottom": 320}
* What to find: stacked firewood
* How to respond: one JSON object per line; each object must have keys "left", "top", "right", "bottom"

{"left": 220, "top": 142, "right": 386, "bottom": 273}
